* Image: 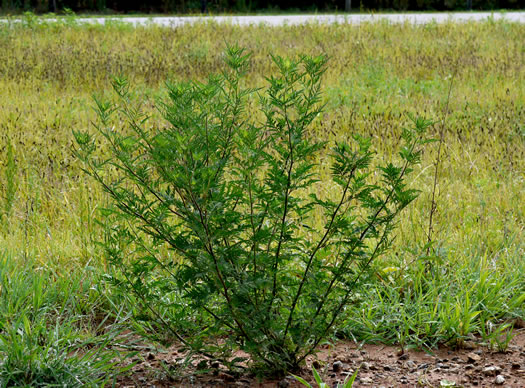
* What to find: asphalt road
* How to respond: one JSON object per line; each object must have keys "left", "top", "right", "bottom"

{"left": 77, "top": 12, "right": 525, "bottom": 26}
{"left": 3, "top": 12, "right": 524, "bottom": 26}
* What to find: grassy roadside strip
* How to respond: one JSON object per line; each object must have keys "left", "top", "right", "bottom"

{"left": 0, "top": 18, "right": 523, "bottom": 381}
{"left": 0, "top": 252, "right": 132, "bottom": 386}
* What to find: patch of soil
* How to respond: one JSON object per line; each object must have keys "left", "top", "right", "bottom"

{"left": 117, "top": 328, "right": 525, "bottom": 387}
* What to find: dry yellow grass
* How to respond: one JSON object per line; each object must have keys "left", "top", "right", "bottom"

{"left": 0, "top": 19, "right": 523, "bottom": 279}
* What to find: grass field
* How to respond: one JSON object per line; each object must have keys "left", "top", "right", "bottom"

{"left": 0, "top": 17, "right": 523, "bottom": 384}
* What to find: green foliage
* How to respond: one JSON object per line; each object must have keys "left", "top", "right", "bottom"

{"left": 0, "top": 253, "right": 124, "bottom": 387}
{"left": 0, "top": 314, "right": 114, "bottom": 387}
{"left": 0, "top": 0, "right": 522, "bottom": 14}
{"left": 342, "top": 248, "right": 525, "bottom": 349}
{"left": 75, "top": 46, "right": 430, "bottom": 373}
{"left": 294, "top": 366, "right": 359, "bottom": 388}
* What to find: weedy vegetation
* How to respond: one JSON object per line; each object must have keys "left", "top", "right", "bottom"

{"left": 0, "top": 14, "right": 523, "bottom": 383}
{"left": 75, "top": 46, "right": 431, "bottom": 373}
{"left": 294, "top": 365, "right": 359, "bottom": 388}
{"left": 0, "top": 253, "right": 129, "bottom": 386}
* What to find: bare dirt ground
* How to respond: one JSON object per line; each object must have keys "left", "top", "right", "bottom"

{"left": 117, "top": 327, "right": 525, "bottom": 387}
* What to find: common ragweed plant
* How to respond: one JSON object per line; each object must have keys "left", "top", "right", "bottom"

{"left": 75, "top": 46, "right": 431, "bottom": 374}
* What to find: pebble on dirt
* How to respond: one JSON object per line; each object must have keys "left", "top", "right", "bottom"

{"left": 494, "top": 374, "right": 506, "bottom": 385}
{"left": 467, "top": 352, "right": 481, "bottom": 363}
{"left": 332, "top": 360, "right": 344, "bottom": 372}
{"left": 483, "top": 366, "right": 502, "bottom": 376}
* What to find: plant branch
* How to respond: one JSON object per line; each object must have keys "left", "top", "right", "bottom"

{"left": 426, "top": 70, "right": 456, "bottom": 255}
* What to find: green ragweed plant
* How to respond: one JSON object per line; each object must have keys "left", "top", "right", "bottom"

{"left": 74, "top": 46, "right": 432, "bottom": 375}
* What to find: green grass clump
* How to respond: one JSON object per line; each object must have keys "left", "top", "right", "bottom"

{"left": 0, "top": 252, "right": 126, "bottom": 386}
{"left": 0, "top": 16, "right": 523, "bottom": 378}
{"left": 344, "top": 246, "right": 525, "bottom": 348}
